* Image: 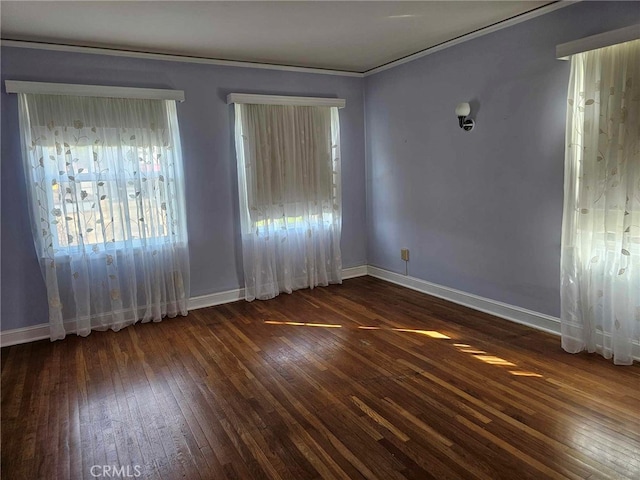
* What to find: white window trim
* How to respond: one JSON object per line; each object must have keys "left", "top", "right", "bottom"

{"left": 5, "top": 80, "right": 185, "bottom": 102}
{"left": 556, "top": 24, "right": 640, "bottom": 60}
{"left": 227, "top": 93, "right": 345, "bottom": 109}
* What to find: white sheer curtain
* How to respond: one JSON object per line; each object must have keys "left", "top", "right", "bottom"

{"left": 18, "top": 93, "right": 190, "bottom": 340}
{"left": 561, "top": 39, "right": 640, "bottom": 365}
{"left": 234, "top": 103, "right": 342, "bottom": 301}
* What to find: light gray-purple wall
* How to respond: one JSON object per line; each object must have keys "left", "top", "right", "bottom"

{"left": 3, "top": 1, "right": 638, "bottom": 332}
{"left": 1, "top": 49, "right": 366, "bottom": 331}
{"left": 364, "top": 1, "right": 640, "bottom": 317}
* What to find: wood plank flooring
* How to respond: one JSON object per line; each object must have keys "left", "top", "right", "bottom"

{"left": 2, "top": 276, "right": 639, "bottom": 479}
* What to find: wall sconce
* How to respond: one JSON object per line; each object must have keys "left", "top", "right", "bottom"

{"left": 455, "top": 102, "right": 475, "bottom": 131}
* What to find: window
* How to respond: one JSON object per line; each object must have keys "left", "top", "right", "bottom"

{"left": 560, "top": 39, "right": 639, "bottom": 365}
{"left": 234, "top": 102, "right": 341, "bottom": 233}
{"left": 45, "top": 143, "right": 170, "bottom": 249}
{"left": 230, "top": 95, "right": 344, "bottom": 301}
{"left": 13, "top": 83, "right": 190, "bottom": 339}
{"left": 20, "top": 93, "right": 187, "bottom": 255}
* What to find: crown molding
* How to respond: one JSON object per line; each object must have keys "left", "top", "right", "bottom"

{"left": 364, "top": 1, "right": 577, "bottom": 76}
{"left": 0, "top": 39, "right": 364, "bottom": 78}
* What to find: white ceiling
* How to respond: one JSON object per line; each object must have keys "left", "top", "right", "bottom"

{"left": 1, "top": 1, "right": 554, "bottom": 73}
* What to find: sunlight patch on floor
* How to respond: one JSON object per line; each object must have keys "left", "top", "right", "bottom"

{"left": 264, "top": 321, "right": 542, "bottom": 378}
{"left": 452, "top": 343, "right": 542, "bottom": 378}
{"left": 509, "top": 371, "right": 543, "bottom": 377}
{"left": 264, "top": 320, "right": 342, "bottom": 328}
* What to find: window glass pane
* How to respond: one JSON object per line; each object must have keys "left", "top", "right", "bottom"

{"left": 22, "top": 94, "right": 186, "bottom": 255}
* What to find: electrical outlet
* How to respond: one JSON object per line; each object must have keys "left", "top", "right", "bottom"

{"left": 401, "top": 248, "right": 410, "bottom": 261}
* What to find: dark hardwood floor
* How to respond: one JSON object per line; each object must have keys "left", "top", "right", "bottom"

{"left": 2, "top": 276, "right": 639, "bottom": 479}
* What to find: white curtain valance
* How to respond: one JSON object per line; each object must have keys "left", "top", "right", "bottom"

{"left": 5, "top": 80, "right": 185, "bottom": 102}
{"left": 556, "top": 24, "right": 640, "bottom": 60}
{"left": 227, "top": 93, "right": 345, "bottom": 109}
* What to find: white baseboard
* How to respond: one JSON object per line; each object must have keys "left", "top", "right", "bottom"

{"left": 0, "top": 324, "right": 52, "bottom": 347}
{"left": 4, "top": 264, "right": 638, "bottom": 362}
{"left": 188, "top": 288, "right": 245, "bottom": 310}
{"left": 366, "top": 266, "right": 561, "bottom": 336}
{"left": 4, "top": 264, "right": 638, "bottom": 366}
{"left": 0, "top": 265, "right": 369, "bottom": 347}
{"left": 188, "top": 265, "right": 368, "bottom": 311}
{"left": 368, "top": 266, "right": 639, "bottom": 363}
{"left": 4, "top": 264, "right": 635, "bottom": 362}
{"left": 342, "top": 265, "right": 369, "bottom": 279}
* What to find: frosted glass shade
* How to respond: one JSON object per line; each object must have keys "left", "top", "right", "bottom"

{"left": 455, "top": 102, "right": 471, "bottom": 117}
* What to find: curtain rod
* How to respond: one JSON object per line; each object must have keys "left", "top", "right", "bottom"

{"left": 5, "top": 80, "right": 185, "bottom": 102}
{"left": 227, "top": 93, "right": 345, "bottom": 108}
{"left": 556, "top": 24, "right": 640, "bottom": 60}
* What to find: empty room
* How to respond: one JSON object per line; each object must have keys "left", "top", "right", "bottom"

{"left": 1, "top": 1, "right": 639, "bottom": 479}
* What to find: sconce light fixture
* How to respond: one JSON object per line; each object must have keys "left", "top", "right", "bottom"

{"left": 455, "top": 102, "right": 475, "bottom": 131}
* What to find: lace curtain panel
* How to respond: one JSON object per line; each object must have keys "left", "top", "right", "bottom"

{"left": 561, "top": 39, "right": 640, "bottom": 365}
{"left": 17, "top": 93, "right": 190, "bottom": 340}
{"left": 234, "top": 103, "right": 342, "bottom": 301}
